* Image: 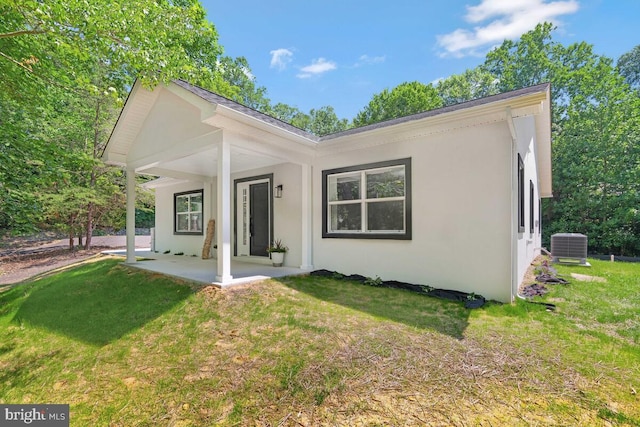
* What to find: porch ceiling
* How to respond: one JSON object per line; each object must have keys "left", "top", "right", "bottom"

{"left": 138, "top": 145, "right": 287, "bottom": 181}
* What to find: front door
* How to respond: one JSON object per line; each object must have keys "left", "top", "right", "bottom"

{"left": 235, "top": 177, "right": 272, "bottom": 257}
{"left": 249, "top": 182, "right": 269, "bottom": 256}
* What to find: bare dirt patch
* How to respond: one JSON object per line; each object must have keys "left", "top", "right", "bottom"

{"left": 570, "top": 273, "right": 607, "bottom": 283}
{"left": 0, "top": 247, "right": 108, "bottom": 286}
{"left": 0, "top": 235, "right": 149, "bottom": 287}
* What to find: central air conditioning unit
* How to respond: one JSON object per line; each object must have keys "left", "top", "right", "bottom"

{"left": 551, "top": 233, "right": 588, "bottom": 265}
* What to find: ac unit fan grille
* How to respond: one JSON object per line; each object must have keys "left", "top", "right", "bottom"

{"left": 551, "top": 233, "right": 588, "bottom": 264}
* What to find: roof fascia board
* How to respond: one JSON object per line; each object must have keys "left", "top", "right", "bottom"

{"left": 317, "top": 92, "right": 548, "bottom": 155}
{"left": 208, "top": 104, "right": 318, "bottom": 147}
{"left": 103, "top": 79, "right": 161, "bottom": 161}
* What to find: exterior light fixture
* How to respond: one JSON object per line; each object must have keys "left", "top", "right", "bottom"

{"left": 274, "top": 184, "right": 283, "bottom": 198}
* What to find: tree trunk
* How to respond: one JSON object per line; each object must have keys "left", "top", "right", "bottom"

{"left": 84, "top": 201, "right": 93, "bottom": 250}
{"left": 68, "top": 219, "right": 74, "bottom": 251}
{"left": 78, "top": 233, "right": 83, "bottom": 247}
{"left": 84, "top": 98, "right": 101, "bottom": 250}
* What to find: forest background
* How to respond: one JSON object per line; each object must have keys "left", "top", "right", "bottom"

{"left": 1, "top": 1, "right": 638, "bottom": 255}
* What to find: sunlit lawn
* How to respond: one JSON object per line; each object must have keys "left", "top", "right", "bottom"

{"left": 0, "top": 257, "right": 638, "bottom": 425}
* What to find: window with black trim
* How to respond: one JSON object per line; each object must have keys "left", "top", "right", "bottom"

{"left": 538, "top": 199, "right": 542, "bottom": 235}
{"left": 530, "top": 180, "right": 535, "bottom": 234}
{"left": 518, "top": 154, "right": 525, "bottom": 232}
{"left": 174, "top": 189, "right": 203, "bottom": 235}
{"left": 322, "top": 158, "right": 411, "bottom": 240}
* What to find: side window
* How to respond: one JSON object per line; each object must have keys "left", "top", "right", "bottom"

{"left": 323, "top": 158, "right": 411, "bottom": 240}
{"left": 174, "top": 190, "right": 203, "bottom": 235}
{"left": 530, "top": 180, "right": 535, "bottom": 234}
{"left": 518, "top": 154, "right": 525, "bottom": 232}
{"left": 539, "top": 199, "right": 542, "bottom": 235}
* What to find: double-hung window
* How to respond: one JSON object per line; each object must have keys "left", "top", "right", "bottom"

{"left": 322, "top": 158, "right": 411, "bottom": 239}
{"left": 174, "top": 190, "right": 203, "bottom": 235}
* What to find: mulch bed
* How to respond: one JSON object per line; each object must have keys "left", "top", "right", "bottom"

{"left": 310, "top": 269, "right": 487, "bottom": 309}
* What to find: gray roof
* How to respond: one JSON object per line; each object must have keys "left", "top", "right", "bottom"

{"left": 175, "top": 79, "right": 551, "bottom": 142}
{"left": 174, "top": 80, "right": 318, "bottom": 141}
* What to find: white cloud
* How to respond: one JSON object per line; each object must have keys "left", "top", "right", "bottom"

{"left": 436, "top": 0, "right": 580, "bottom": 57}
{"left": 358, "top": 54, "right": 386, "bottom": 65}
{"left": 296, "top": 58, "right": 337, "bottom": 79}
{"left": 270, "top": 48, "right": 293, "bottom": 70}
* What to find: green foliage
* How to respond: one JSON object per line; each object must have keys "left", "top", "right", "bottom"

{"left": 436, "top": 68, "right": 499, "bottom": 106}
{"left": 1, "top": 260, "right": 639, "bottom": 424}
{"left": 617, "top": 44, "right": 640, "bottom": 89}
{"left": 3, "top": 259, "right": 192, "bottom": 345}
{"left": 266, "top": 239, "right": 288, "bottom": 253}
{"left": 0, "top": 0, "right": 230, "bottom": 240}
{"left": 269, "top": 103, "right": 349, "bottom": 136}
{"left": 353, "top": 81, "right": 443, "bottom": 127}
{"left": 364, "top": 276, "right": 383, "bottom": 287}
{"left": 481, "top": 23, "right": 640, "bottom": 255}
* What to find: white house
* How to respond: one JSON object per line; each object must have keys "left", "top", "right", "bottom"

{"left": 103, "top": 80, "right": 552, "bottom": 302}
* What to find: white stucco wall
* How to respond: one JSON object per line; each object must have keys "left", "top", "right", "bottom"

{"left": 312, "top": 121, "right": 514, "bottom": 302}
{"left": 154, "top": 180, "right": 215, "bottom": 256}
{"left": 128, "top": 89, "right": 213, "bottom": 163}
{"left": 153, "top": 163, "right": 303, "bottom": 267}
{"left": 514, "top": 115, "right": 543, "bottom": 293}
{"left": 232, "top": 163, "right": 303, "bottom": 268}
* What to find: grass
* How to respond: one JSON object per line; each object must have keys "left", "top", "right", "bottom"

{"left": 0, "top": 257, "right": 638, "bottom": 425}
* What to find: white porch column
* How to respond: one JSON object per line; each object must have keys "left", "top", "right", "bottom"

{"left": 125, "top": 168, "right": 136, "bottom": 264}
{"left": 216, "top": 138, "right": 233, "bottom": 282}
{"left": 300, "top": 163, "right": 314, "bottom": 270}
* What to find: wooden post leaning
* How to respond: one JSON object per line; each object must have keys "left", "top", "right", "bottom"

{"left": 202, "top": 219, "right": 215, "bottom": 259}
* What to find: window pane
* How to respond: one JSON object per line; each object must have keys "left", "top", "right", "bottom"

{"left": 176, "top": 196, "right": 189, "bottom": 213}
{"left": 177, "top": 213, "right": 189, "bottom": 231}
{"left": 330, "top": 203, "right": 361, "bottom": 231}
{"left": 366, "top": 168, "right": 404, "bottom": 199}
{"left": 190, "top": 213, "right": 202, "bottom": 232}
{"left": 367, "top": 201, "right": 404, "bottom": 231}
{"left": 190, "top": 195, "right": 202, "bottom": 213}
{"left": 329, "top": 174, "right": 360, "bottom": 201}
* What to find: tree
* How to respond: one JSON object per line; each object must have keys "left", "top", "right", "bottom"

{"left": 482, "top": 23, "right": 640, "bottom": 255}
{"left": 218, "top": 56, "right": 272, "bottom": 112}
{"left": 307, "top": 106, "right": 349, "bottom": 136}
{"left": 436, "top": 68, "right": 499, "bottom": 106}
{"left": 269, "top": 103, "right": 349, "bottom": 136}
{"left": 0, "top": 0, "right": 231, "bottom": 96}
{"left": 617, "top": 45, "right": 640, "bottom": 90}
{"left": 353, "top": 81, "right": 443, "bottom": 127}
{"left": 549, "top": 63, "right": 640, "bottom": 255}
{"left": 0, "top": 0, "right": 235, "bottom": 245}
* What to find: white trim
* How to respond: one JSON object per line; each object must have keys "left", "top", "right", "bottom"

{"left": 235, "top": 178, "right": 271, "bottom": 258}
{"left": 300, "top": 163, "right": 313, "bottom": 270}
{"left": 126, "top": 169, "right": 136, "bottom": 264}
{"left": 216, "top": 137, "right": 233, "bottom": 283}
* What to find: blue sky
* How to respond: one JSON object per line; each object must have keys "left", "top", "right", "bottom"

{"left": 202, "top": 0, "right": 639, "bottom": 120}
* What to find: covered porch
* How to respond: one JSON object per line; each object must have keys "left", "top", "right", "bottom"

{"left": 105, "top": 249, "right": 306, "bottom": 287}
{"left": 103, "top": 80, "right": 317, "bottom": 284}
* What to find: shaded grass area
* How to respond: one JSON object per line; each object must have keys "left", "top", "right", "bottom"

{"left": 283, "top": 274, "right": 470, "bottom": 339}
{"left": 5, "top": 259, "right": 193, "bottom": 345}
{"left": 0, "top": 258, "right": 638, "bottom": 425}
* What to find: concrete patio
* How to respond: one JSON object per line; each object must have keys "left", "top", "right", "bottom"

{"left": 104, "top": 249, "right": 308, "bottom": 287}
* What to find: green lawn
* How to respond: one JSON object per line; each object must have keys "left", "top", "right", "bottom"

{"left": 0, "top": 257, "right": 638, "bottom": 426}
